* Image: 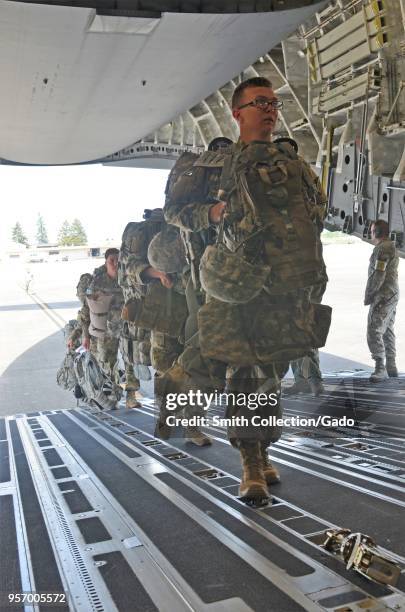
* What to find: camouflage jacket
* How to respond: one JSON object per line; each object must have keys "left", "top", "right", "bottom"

{"left": 300, "top": 158, "right": 328, "bottom": 231}
{"left": 364, "top": 239, "right": 399, "bottom": 305}
{"left": 165, "top": 142, "right": 327, "bottom": 235}
{"left": 77, "top": 264, "right": 124, "bottom": 338}
{"left": 165, "top": 142, "right": 327, "bottom": 287}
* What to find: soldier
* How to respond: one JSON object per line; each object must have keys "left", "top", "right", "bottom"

{"left": 78, "top": 248, "right": 128, "bottom": 408}
{"left": 365, "top": 220, "right": 399, "bottom": 382}
{"left": 119, "top": 208, "right": 210, "bottom": 446}
{"left": 119, "top": 208, "right": 182, "bottom": 377}
{"left": 165, "top": 77, "right": 329, "bottom": 505}
{"left": 155, "top": 136, "right": 237, "bottom": 446}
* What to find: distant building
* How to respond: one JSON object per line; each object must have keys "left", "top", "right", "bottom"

{"left": 0, "top": 243, "right": 119, "bottom": 263}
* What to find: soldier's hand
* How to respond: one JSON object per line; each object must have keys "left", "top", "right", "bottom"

{"left": 67, "top": 338, "right": 74, "bottom": 350}
{"left": 209, "top": 201, "right": 227, "bottom": 224}
{"left": 159, "top": 272, "right": 174, "bottom": 289}
{"left": 143, "top": 266, "right": 174, "bottom": 288}
{"left": 82, "top": 336, "right": 90, "bottom": 350}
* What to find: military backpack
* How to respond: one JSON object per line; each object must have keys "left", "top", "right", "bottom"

{"left": 200, "top": 141, "right": 326, "bottom": 302}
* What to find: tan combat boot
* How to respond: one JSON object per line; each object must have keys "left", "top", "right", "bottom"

{"left": 185, "top": 426, "right": 212, "bottom": 447}
{"left": 239, "top": 442, "right": 270, "bottom": 506}
{"left": 370, "top": 358, "right": 388, "bottom": 382}
{"left": 386, "top": 358, "right": 398, "bottom": 378}
{"left": 260, "top": 443, "right": 280, "bottom": 485}
{"left": 126, "top": 389, "right": 141, "bottom": 409}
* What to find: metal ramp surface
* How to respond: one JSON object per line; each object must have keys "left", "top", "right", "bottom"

{"left": 1, "top": 376, "right": 405, "bottom": 611}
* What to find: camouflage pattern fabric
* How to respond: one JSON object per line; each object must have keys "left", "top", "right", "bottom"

{"left": 89, "top": 335, "right": 122, "bottom": 400}
{"left": 225, "top": 362, "right": 289, "bottom": 447}
{"left": 290, "top": 350, "right": 322, "bottom": 384}
{"left": 290, "top": 280, "right": 327, "bottom": 385}
{"left": 118, "top": 212, "right": 186, "bottom": 382}
{"left": 118, "top": 211, "right": 165, "bottom": 302}
{"left": 164, "top": 142, "right": 329, "bottom": 446}
{"left": 77, "top": 264, "right": 124, "bottom": 340}
{"left": 75, "top": 264, "right": 126, "bottom": 398}
{"left": 147, "top": 224, "right": 187, "bottom": 274}
{"left": 120, "top": 322, "right": 151, "bottom": 367}
{"left": 367, "top": 299, "right": 397, "bottom": 361}
{"left": 364, "top": 239, "right": 399, "bottom": 306}
{"left": 365, "top": 239, "right": 399, "bottom": 361}
{"left": 150, "top": 330, "right": 183, "bottom": 375}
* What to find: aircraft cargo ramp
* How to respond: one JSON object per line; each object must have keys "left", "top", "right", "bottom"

{"left": 1, "top": 377, "right": 405, "bottom": 612}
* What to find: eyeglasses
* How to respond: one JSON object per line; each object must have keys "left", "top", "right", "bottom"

{"left": 238, "top": 97, "right": 283, "bottom": 111}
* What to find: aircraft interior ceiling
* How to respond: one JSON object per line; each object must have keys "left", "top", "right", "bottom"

{"left": 0, "top": 0, "right": 326, "bottom": 165}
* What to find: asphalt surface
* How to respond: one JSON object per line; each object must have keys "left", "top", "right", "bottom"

{"left": 1, "top": 241, "right": 404, "bottom": 416}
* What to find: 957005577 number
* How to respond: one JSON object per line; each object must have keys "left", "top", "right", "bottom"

{"left": 0, "top": 592, "right": 68, "bottom": 607}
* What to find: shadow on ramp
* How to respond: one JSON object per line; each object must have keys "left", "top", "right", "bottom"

{"left": 0, "top": 330, "right": 77, "bottom": 416}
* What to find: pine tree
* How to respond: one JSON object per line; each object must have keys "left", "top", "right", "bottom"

{"left": 57, "top": 219, "right": 87, "bottom": 246}
{"left": 58, "top": 220, "right": 72, "bottom": 246}
{"left": 69, "top": 218, "right": 87, "bottom": 246}
{"left": 11, "top": 222, "right": 29, "bottom": 246}
{"left": 36, "top": 214, "right": 49, "bottom": 244}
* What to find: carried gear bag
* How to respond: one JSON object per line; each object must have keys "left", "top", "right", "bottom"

{"left": 56, "top": 351, "right": 78, "bottom": 391}
{"left": 122, "top": 281, "right": 188, "bottom": 337}
{"left": 56, "top": 320, "right": 81, "bottom": 391}
{"left": 200, "top": 141, "right": 326, "bottom": 301}
{"left": 87, "top": 294, "right": 113, "bottom": 338}
{"left": 198, "top": 295, "right": 332, "bottom": 366}
{"left": 73, "top": 350, "right": 121, "bottom": 410}
{"left": 118, "top": 210, "right": 165, "bottom": 302}
{"left": 200, "top": 216, "right": 271, "bottom": 303}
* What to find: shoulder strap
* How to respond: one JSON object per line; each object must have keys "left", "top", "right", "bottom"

{"left": 193, "top": 150, "right": 229, "bottom": 168}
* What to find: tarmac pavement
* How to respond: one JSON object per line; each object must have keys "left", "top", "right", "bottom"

{"left": 1, "top": 241, "right": 404, "bottom": 416}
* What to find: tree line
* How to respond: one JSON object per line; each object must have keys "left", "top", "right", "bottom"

{"left": 11, "top": 215, "right": 87, "bottom": 247}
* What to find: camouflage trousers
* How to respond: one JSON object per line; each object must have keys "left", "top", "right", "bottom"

{"left": 120, "top": 322, "right": 152, "bottom": 390}
{"left": 90, "top": 335, "right": 122, "bottom": 397}
{"left": 225, "top": 362, "right": 289, "bottom": 448}
{"left": 291, "top": 282, "right": 325, "bottom": 383}
{"left": 291, "top": 350, "right": 322, "bottom": 383}
{"left": 367, "top": 297, "right": 398, "bottom": 361}
{"left": 150, "top": 330, "right": 183, "bottom": 375}
{"left": 157, "top": 347, "right": 287, "bottom": 447}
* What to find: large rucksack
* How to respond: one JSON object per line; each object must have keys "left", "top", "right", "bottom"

{"left": 56, "top": 351, "right": 79, "bottom": 391}
{"left": 56, "top": 320, "right": 81, "bottom": 391}
{"left": 73, "top": 350, "right": 121, "bottom": 410}
{"left": 202, "top": 142, "right": 326, "bottom": 298}
{"left": 118, "top": 211, "right": 165, "bottom": 303}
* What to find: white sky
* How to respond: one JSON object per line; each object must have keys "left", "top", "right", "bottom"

{"left": 0, "top": 164, "right": 170, "bottom": 248}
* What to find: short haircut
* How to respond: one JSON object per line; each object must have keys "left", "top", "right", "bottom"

{"left": 105, "top": 247, "right": 119, "bottom": 259}
{"left": 231, "top": 77, "right": 273, "bottom": 109}
{"left": 372, "top": 219, "right": 390, "bottom": 238}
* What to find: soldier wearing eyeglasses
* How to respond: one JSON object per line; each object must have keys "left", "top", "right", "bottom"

{"left": 164, "top": 77, "right": 328, "bottom": 506}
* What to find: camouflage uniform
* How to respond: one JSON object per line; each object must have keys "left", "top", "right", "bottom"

{"left": 162, "top": 151, "right": 228, "bottom": 419}
{"left": 290, "top": 161, "right": 328, "bottom": 393}
{"left": 77, "top": 264, "right": 124, "bottom": 398}
{"left": 165, "top": 143, "right": 327, "bottom": 445}
{"left": 119, "top": 212, "right": 183, "bottom": 376}
{"left": 165, "top": 140, "right": 328, "bottom": 503}
{"left": 365, "top": 239, "right": 399, "bottom": 362}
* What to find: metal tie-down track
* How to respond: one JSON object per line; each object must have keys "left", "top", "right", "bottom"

{"left": 1, "top": 375, "right": 405, "bottom": 611}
